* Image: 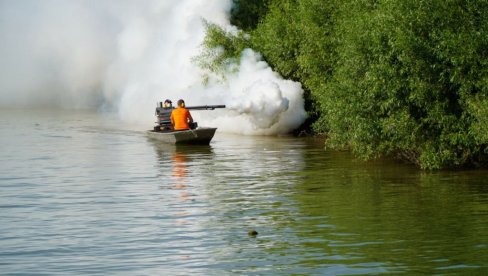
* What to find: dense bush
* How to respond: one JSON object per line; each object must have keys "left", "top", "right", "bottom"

{"left": 201, "top": 0, "right": 488, "bottom": 169}
{"left": 194, "top": 21, "right": 251, "bottom": 83}
{"left": 322, "top": 0, "right": 488, "bottom": 169}
{"left": 230, "top": 0, "right": 271, "bottom": 31}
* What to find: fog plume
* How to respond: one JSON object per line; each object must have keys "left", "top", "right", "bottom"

{"left": 0, "top": 0, "right": 306, "bottom": 134}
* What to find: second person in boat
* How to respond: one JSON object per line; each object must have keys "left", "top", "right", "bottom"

{"left": 171, "top": 99, "right": 194, "bottom": 130}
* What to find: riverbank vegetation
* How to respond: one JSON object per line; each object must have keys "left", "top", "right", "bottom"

{"left": 198, "top": 0, "right": 488, "bottom": 169}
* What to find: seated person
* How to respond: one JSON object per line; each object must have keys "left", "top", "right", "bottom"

{"left": 170, "top": 99, "right": 193, "bottom": 130}
{"left": 159, "top": 99, "right": 174, "bottom": 130}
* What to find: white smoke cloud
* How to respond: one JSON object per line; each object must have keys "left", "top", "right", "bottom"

{"left": 195, "top": 49, "right": 306, "bottom": 135}
{"left": 0, "top": 0, "right": 306, "bottom": 134}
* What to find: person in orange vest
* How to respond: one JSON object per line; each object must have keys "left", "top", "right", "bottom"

{"left": 170, "top": 99, "right": 194, "bottom": 130}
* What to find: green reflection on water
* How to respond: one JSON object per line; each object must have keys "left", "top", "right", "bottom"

{"left": 151, "top": 134, "right": 488, "bottom": 274}
{"left": 290, "top": 144, "right": 488, "bottom": 274}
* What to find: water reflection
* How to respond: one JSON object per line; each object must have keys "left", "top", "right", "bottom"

{"left": 3, "top": 106, "right": 487, "bottom": 275}
{"left": 151, "top": 142, "right": 214, "bottom": 207}
{"left": 172, "top": 152, "right": 187, "bottom": 180}
{"left": 149, "top": 142, "right": 217, "bottom": 265}
{"left": 148, "top": 136, "right": 309, "bottom": 273}
{"left": 292, "top": 150, "right": 488, "bottom": 274}
{"left": 146, "top": 135, "right": 488, "bottom": 275}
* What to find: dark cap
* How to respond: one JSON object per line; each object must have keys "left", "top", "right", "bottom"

{"left": 164, "top": 99, "right": 172, "bottom": 103}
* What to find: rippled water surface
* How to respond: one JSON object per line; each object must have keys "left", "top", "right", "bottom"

{"left": 1, "top": 109, "right": 488, "bottom": 275}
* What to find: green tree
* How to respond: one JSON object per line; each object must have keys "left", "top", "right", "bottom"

{"left": 251, "top": 0, "right": 301, "bottom": 80}
{"left": 194, "top": 21, "right": 251, "bottom": 83}
{"left": 324, "top": 0, "right": 488, "bottom": 169}
{"left": 251, "top": 0, "right": 339, "bottom": 132}
{"left": 201, "top": 0, "right": 488, "bottom": 169}
{"left": 230, "top": 0, "right": 271, "bottom": 31}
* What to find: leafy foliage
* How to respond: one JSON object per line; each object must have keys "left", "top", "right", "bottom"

{"left": 323, "top": 0, "right": 488, "bottom": 169}
{"left": 230, "top": 0, "right": 271, "bottom": 31}
{"left": 201, "top": 0, "right": 488, "bottom": 169}
{"left": 194, "top": 21, "right": 250, "bottom": 83}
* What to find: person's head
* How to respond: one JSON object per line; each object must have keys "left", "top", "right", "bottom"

{"left": 163, "top": 99, "right": 172, "bottom": 108}
{"left": 177, "top": 99, "right": 185, "bottom": 108}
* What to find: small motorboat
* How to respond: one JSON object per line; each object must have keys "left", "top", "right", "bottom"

{"left": 147, "top": 103, "right": 225, "bottom": 145}
{"left": 147, "top": 127, "right": 217, "bottom": 145}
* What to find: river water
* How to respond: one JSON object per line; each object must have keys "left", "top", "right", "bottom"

{"left": 1, "top": 109, "right": 488, "bottom": 275}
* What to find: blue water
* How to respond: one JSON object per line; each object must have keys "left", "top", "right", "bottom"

{"left": 1, "top": 109, "right": 488, "bottom": 275}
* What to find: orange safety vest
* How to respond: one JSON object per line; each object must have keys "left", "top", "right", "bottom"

{"left": 170, "top": 107, "right": 193, "bottom": 130}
